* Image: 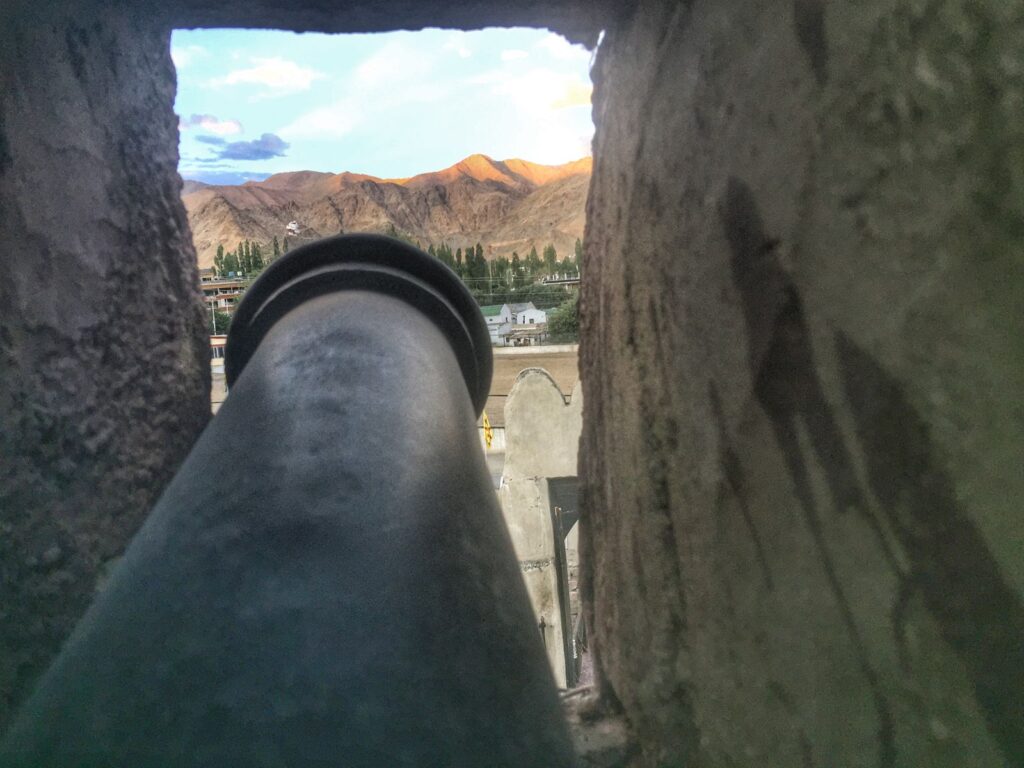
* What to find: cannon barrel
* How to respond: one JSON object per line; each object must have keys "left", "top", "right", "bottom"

{"left": 1, "top": 235, "right": 576, "bottom": 767}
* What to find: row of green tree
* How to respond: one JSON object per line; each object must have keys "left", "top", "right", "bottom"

{"left": 211, "top": 236, "right": 290, "bottom": 277}
{"left": 383, "top": 224, "right": 583, "bottom": 309}
{"left": 546, "top": 295, "right": 580, "bottom": 342}
{"left": 207, "top": 228, "right": 583, "bottom": 331}
{"left": 427, "top": 240, "right": 579, "bottom": 284}
{"left": 208, "top": 309, "right": 232, "bottom": 335}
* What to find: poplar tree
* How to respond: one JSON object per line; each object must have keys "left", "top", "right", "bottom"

{"left": 526, "top": 246, "right": 541, "bottom": 277}
{"left": 511, "top": 252, "right": 523, "bottom": 288}
{"left": 213, "top": 244, "right": 225, "bottom": 277}
{"left": 543, "top": 244, "right": 558, "bottom": 274}
{"left": 223, "top": 250, "right": 239, "bottom": 275}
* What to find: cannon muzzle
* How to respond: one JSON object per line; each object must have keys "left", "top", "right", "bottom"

{"left": 2, "top": 235, "right": 576, "bottom": 767}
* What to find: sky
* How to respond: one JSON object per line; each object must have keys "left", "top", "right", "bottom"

{"left": 172, "top": 27, "right": 595, "bottom": 185}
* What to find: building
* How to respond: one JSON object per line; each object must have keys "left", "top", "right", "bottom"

{"left": 481, "top": 303, "right": 512, "bottom": 325}
{"left": 201, "top": 277, "right": 249, "bottom": 315}
{"left": 515, "top": 307, "right": 547, "bottom": 325}
{"left": 481, "top": 304, "right": 513, "bottom": 346}
{"left": 505, "top": 324, "right": 549, "bottom": 346}
{"left": 481, "top": 302, "right": 546, "bottom": 346}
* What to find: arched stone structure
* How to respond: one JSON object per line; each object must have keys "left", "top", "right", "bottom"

{"left": 499, "top": 368, "right": 583, "bottom": 687}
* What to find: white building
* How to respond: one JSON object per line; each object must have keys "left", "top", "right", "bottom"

{"left": 482, "top": 304, "right": 513, "bottom": 346}
{"left": 515, "top": 307, "right": 547, "bottom": 324}
{"left": 481, "top": 302, "right": 546, "bottom": 346}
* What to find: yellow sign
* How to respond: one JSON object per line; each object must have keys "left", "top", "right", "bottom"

{"left": 482, "top": 410, "right": 493, "bottom": 450}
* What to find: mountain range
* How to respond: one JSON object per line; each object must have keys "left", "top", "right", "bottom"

{"left": 181, "top": 154, "right": 591, "bottom": 269}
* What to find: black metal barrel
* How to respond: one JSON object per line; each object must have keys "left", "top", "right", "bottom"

{"left": 1, "top": 235, "right": 576, "bottom": 767}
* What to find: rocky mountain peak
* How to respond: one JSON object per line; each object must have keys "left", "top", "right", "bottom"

{"left": 182, "top": 154, "right": 591, "bottom": 268}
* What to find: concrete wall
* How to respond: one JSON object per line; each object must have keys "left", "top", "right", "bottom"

{"left": 581, "top": 0, "right": 1024, "bottom": 765}
{"left": 0, "top": 2, "right": 209, "bottom": 727}
{"left": 503, "top": 370, "right": 582, "bottom": 481}
{"left": 498, "top": 370, "right": 582, "bottom": 687}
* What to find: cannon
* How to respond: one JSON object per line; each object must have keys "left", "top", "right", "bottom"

{"left": 1, "top": 235, "right": 577, "bottom": 767}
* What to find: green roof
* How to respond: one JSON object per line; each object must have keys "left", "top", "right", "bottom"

{"left": 480, "top": 304, "right": 505, "bottom": 317}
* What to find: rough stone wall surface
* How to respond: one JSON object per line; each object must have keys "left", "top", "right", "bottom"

{"left": 153, "top": 0, "right": 612, "bottom": 46}
{"left": 581, "top": 0, "right": 1024, "bottom": 765}
{"left": 0, "top": 3, "right": 209, "bottom": 728}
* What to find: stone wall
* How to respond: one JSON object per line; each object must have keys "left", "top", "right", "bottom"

{"left": 581, "top": 0, "right": 1024, "bottom": 765}
{"left": 0, "top": 2, "right": 209, "bottom": 727}
{"left": 154, "top": 0, "right": 607, "bottom": 45}
{"left": 3, "top": 0, "right": 1023, "bottom": 763}
{"left": 499, "top": 369, "right": 582, "bottom": 687}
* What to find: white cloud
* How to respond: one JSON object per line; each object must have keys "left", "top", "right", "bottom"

{"left": 535, "top": 33, "right": 590, "bottom": 62}
{"left": 486, "top": 69, "right": 592, "bottom": 111}
{"left": 500, "top": 49, "right": 529, "bottom": 62}
{"left": 178, "top": 114, "right": 243, "bottom": 135}
{"left": 442, "top": 32, "right": 473, "bottom": 59}
{"left": 354, "top": 42, "right": 435, "bottom": 89}
{"left": 514, "top": 125, "right": 593, "bottom": 165}
{"left": 278, "top": 99, "right": 363, "bottom": 140}
{"left": 463, "top": 64, "right": 593, "bottom": 164}
{"left": 171, "top": 44, "right": 208, "bottom": 69}
{"left": 551, "top": 80, "right": 593, "bottom": 109}
{"left": 209, "top": 57, "right": 325, "bottom": 97}
{"left": 278, "top": 43, "right": 450, "bottom": 141}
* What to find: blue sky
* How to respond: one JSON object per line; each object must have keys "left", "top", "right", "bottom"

{"left": 172, "top": 28, "right": 595, "bottom": 184}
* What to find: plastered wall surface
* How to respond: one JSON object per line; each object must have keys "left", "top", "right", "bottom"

{"left": 499, "top": 370, "right": 583, "bottom": 687}
{"left": 0, "top": 3, "right": 210, "bottom": 726}
{"left": 581, "top": 0, "right": 1024, "bottom": 765}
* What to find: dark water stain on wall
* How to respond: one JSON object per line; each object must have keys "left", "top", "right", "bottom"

{"left": 709, "top": 382, "right": 775, "bottom": 591}
{"left": 836, "top": 332, "right": 1024, "bottom": 765}
{"left": 0, "top": 117, "right": 11, "bottom": 175}
{"left": 721, "top": 176, "right": 896, "bottom": 767}
{"left": 65, "top": 26, "right": 89, "bottom": 83}
{"left": 793, "top": 0, "right": 829, "bottom": 86}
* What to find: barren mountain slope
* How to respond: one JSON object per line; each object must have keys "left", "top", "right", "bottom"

{"left": 182, "top": 155, "right": 591, "bottom": 268}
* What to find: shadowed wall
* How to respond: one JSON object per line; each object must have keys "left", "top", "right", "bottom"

{"left": 581, "top": 0, "right": 1024, "bottom": 765}
{"left": 0, "top": 3, "right": 209, "bottom": 726}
